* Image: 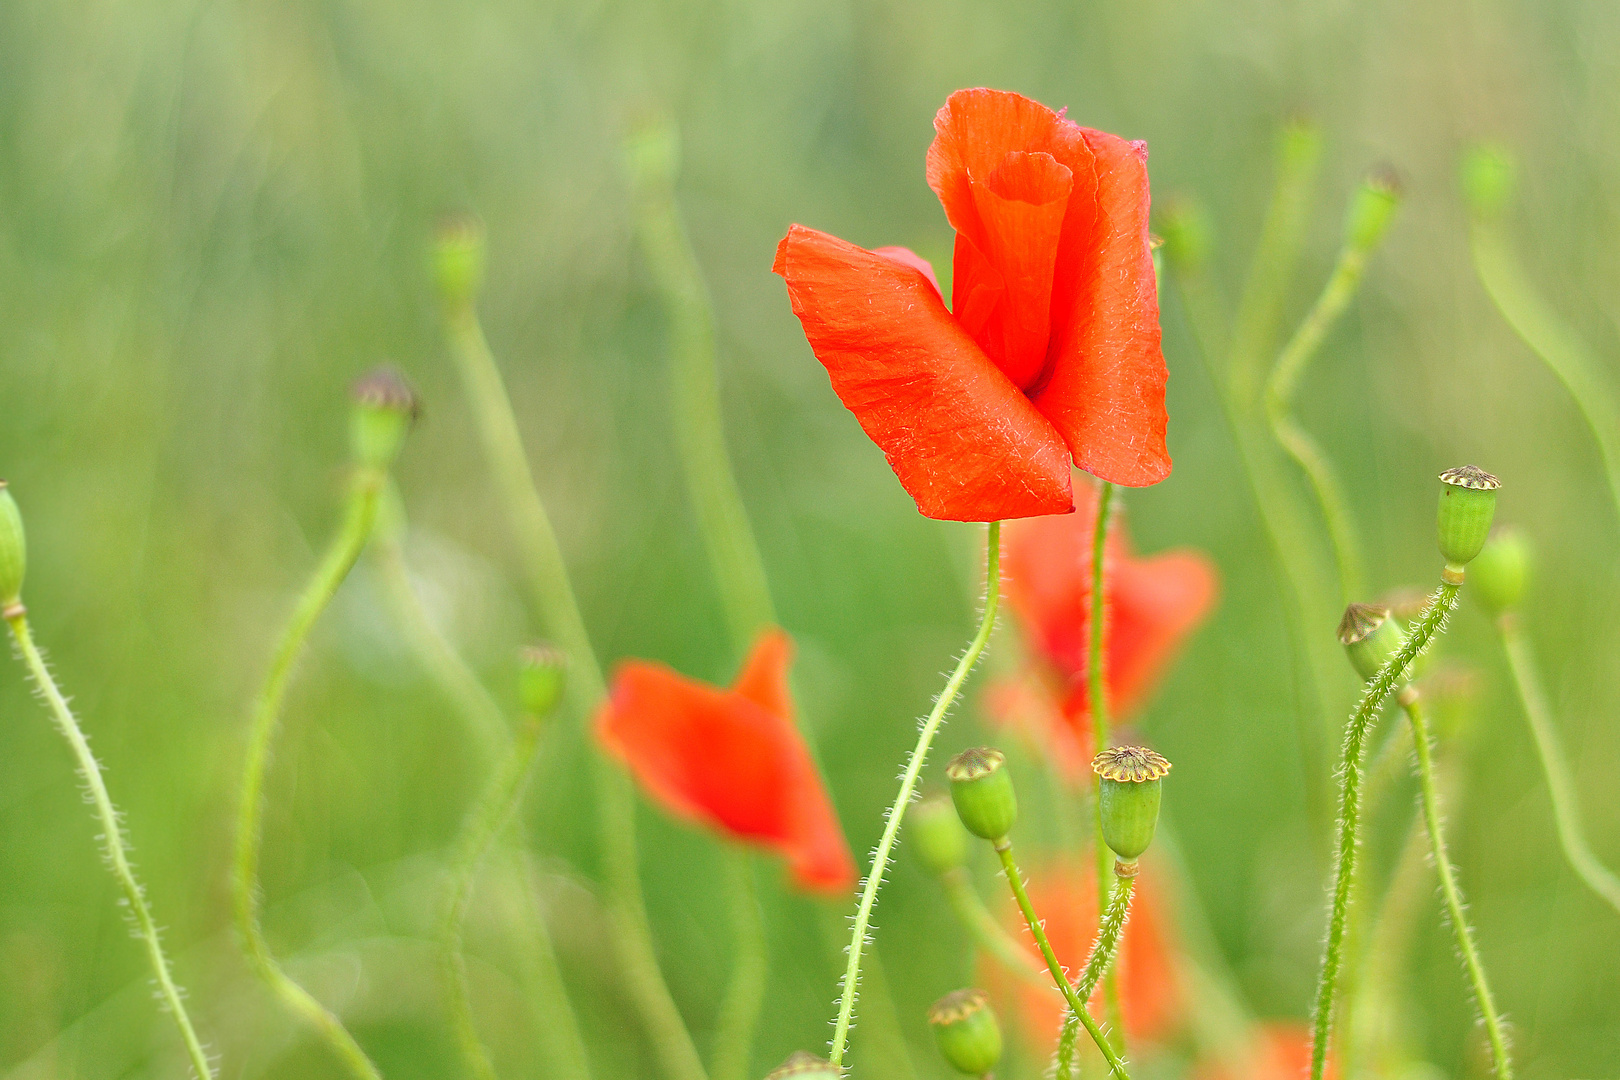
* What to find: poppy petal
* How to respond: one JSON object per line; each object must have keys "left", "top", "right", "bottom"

{"left": 775, "top": 224, "right": 1074, "bottom": 521}
{"left": 1032, "top": 130, "right": 1170, "bottom": 487}
{"left": 871, "top": 246, "right": 942, "bottom": 298}
{"left": 731, "top": 627, "right": 795, "bottom": 722}
{"left": 926, "top": 88, "right": 1068, "bottom": 254}
{"left": 1108, "top": 550, "right": 1218, "bottom": 713}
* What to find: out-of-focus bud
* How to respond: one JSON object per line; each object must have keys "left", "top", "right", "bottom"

{"left": 1338, "top": 603, "right": 1406, "bottom": 682}
{"left": 518, "top": 643, "right": 568, "bottom": 718}
{"left": 946, "top": 748, "right": 1017, "bottom": 842}
{"left": 910, "top": 793, "right": 968, "bottom": 876}
{"left": 1469, "top": 526, "right": 1531, "bottom": 617}
{"left": 1344, "top": 166, "right": 1402, "bottom": 252}
{"left": 763, "top": 1051, "right": 841, "bottom": 1079}
{"left": 1437, "top": 465, "right": 1500, "bottom": 570}
{"left": 1462, "top": 143, "right": 1517, "bottom": 222}
{"left": 623, "top": 118, "right": 681, "bottom": 195}
{"left": 434, "top": 215, "right": 487, "bottom": 312}
{"left": 1157, "top": 197, "right": 1213, "bottom": 273}
{"left": 0, "top": 481, "right": 25, "bottom": 610}
{"left": 350, "top": 366, "right": 419, "bottom": 472}
{"left": 1093, "top": 746, "right": 1170, "bottom": 864}
{"left": 927, "top": 989, "right": 1002, "bottom": 1076}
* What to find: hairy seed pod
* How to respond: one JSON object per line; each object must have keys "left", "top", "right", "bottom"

{"left": 1437, "top": 465, "right": 1499, "bottom": 569}
{"left": 764, "top": 1050, "right": 842, "bottom": 1079}
{"left": 1344, "top": 166, "right": 1402, "bottom": 252}
{"left": 1338, "top": 603, "right": 1406, "bottom": 682}
{"left": 910, "top": 793, "right": 969, "bottom": 876}
{"left": 0, "top": 481, "right": 24, "bottom": 609}
{"left": 1093, "top": 745, "right": 1171, "bottom": 862}
{"left": 946, "top": 747, "right": 1017, "bottom": 841}
{"left": 927, "top": 988, "right": 1002, "bottom": 1076}
{"left": 1469, "top": 526, "right": 1531, "bottom": 617}
{"left": 518, "top": 643, "right": 568, "bottom": 718}
{"left": 350, "top": 366, "right": 419, "bottom": 472}
{"left": 434, "top": 215, "right": 487, "bottom": 312}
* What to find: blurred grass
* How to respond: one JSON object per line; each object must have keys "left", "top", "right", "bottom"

{"left": 1, "top": 0, "right": 1618, "bottom": 1077}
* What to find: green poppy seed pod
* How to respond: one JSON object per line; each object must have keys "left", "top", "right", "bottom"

{"left": 910, "top": 793, "right": 969, "bottom": 876}
{"left": 946, "top": 747, "right": 1017, "bottom": 842}
{"left": 1344, "top": 166, "right": 1402, "bottom": 252}
{"left": 1462, "top": 143, "right": 1517, "bottom": 222}
{"left": 763, "top": 1051, "right": 841, "bottom": 1080}
{"left": 434, "top": 215, "right": 486, "bottom": 311}
{"left": 518, "top": 643, "right": 568, "bottom": 718}
{"left": 349, "top": 366, "right": 419, "bottom": 472}
{"left": 1158, "top": 198, "right": 1213, "bottom": 273}
{"left": 1337, "top": 603, "right": 1406, "bottom": 682}
{"left": 1469, "top": 526, "right": 1531, "bottom": 617}
{"left": 1093, "top": 746, "right": 1171, "bottom": 863}
{"left": 0, "top": 481, "right": 25, "bottom": 609}
{"left": 1436, "top": 465, "right": 1500, "bottom": 569}
{"left": 927, "top": 988, "right": 1002, "bottom": 1076}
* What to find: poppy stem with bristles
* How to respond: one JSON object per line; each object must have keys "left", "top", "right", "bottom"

{"left": 827, "top": 521, "right": 1001, "bottom": 1069}
{"left": 1085, "top": 480, "right": 1127, "bottom": 1049}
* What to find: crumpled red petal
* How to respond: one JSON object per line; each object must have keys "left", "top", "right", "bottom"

{"left": 775, "top": 224, "right": 1074, "bottom": 520}
{"left": 596, "top": 630, "right": 856, "bottom": 894}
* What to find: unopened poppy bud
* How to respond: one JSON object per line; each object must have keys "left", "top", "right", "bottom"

{"left": 1093, "top": 746, "right": 1170, "bottom": 863}
{"left": 1437, "top": 465, "right": 1500, "bottom": 570}
{"left": 518, "top": 643, "right": 568, "bottom": 718}
{"left": 910, "top": 793, "right": 968, "bottom": 876}
{"left": 1469, "top": 526, "right": 1531, "bottom": 617}
{"left": 0, "top": 481, "right": 25, "bottom": 609}
{"left": 927, "top": 988, "right": 1002, "bottom": 1076}
{"left": 764, "top": 1051, "right": 841, "bottom": 1080}
{"left": 1344, "top": 167, "right": 1402, "bottom": 252}
{"left": 1158, "top": 198, "right": 1213, "bottom": 273}
{"left": 434, "top": 215, "right": 486, "bottom": 312}
{"left": 1337, "top": 603, "right": 1406, "bottom": 682}
{"left": 1462, "top": 143, "right": 1516, "bottom": 222}
{"left": 946, "top": 747, "right": 1017, "bottom": 841}
{"left": 350, "top": 366, "right": 419, "bottom": 472}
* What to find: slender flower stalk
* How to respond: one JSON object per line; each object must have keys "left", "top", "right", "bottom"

{"left": 940, "top": 867, "right": 1045, "bottom": 983}
{"left": 711, "top": 854, "right": 768, "bottom": 1080}
{"left": 4, "top": 604, "right": 215, "bottom": 1080}
{"left": 1497, "top": 616, "right": 1620, "bottom": 914}
{"left": 1308, "top": 580, "right": 1461, "bottom": 1080}
{"left": 232, "top": 456, "right": 389, "bottom": 1080}
{"left": 436, "top": 221, "right": 705, "bottom": 1080}
{"left": 1053, "top": 867, "right": 1137, "bottom": 1079}
{"left": 1399, "top": 690, "right": 1512, "bottom": 1078}
{"left": 994, "top": 841, "right": 1130, "bottom": 1080}
{"left": 828, "top": 522, "right": 1002, "bottom": 1068}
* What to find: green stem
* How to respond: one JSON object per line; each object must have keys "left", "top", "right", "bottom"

{"left": 1498, "top": 615, "right": 1620, "bottom": 915}
{"left": 1309, "top": 579, "right": 1460, "bottom": 1080}
{"left": 439, "top": 717, "right": 551, "bottom": 1080}
{"left": 828, "top": 521, "right": 1002, "bottom": 1068}
{"left": 1084, "top": 481, "right": 1126, "bottom": 1047}
{"left": 444, "top": 300, "right": 706, "bottom": 1080}
{"left": 1055, "top": 867, "right": 1137, "bottom": 1079}
{"left": 6, "top": 611, "right": 215, "bottom": 1080}
{"left": 232, "top": 466, "right": 386, "bottom": 1080}
{"left": 995, "top": 843, "right": 1130, "bottom": 1080}
{"left": 1469, "top": 223, "right": 1620, "bottom": 524}
{"left": 939, "top": 867, "right": 1045, "bottom": 983}
{"left": 1401, "top": 692, "right": 1512, "bottom": 1078}
{"left": 710, "top": 853, "right": 768, "bottom": 1080}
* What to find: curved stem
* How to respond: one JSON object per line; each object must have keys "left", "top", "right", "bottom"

{"left": 1309, "top": 579, "right": 1460, "bottom": 1080}
{"left": 827, "top": 521, "right": 1002, "bottom": 1068}
{"left": 232, "top": 466, "right": 386, "bottom": 1080}
{"left": 1498, "top": 616, "right": 1620, "bottom": 915}
{"left": 6, "top": 612, "right": 215, "bottom": 1080}
{"left": 710, "top": 853, "right": 767, "bottom": 1080}
{"left": 1084, "top": 481, "right": 1126, "bottom": 1046}
{"left": 444, "top": 300, "right": 705, "bottom": 1080}
{"left": 1055, "top": 866, "right": 1137, "bottom": 1078}
{"left": 1401, "top": 693, "right": 1512, "bottom": 1078}
{"left": 995, "top": 842, "right": 1131, "bottom": 1080}
{"left": 939, "top": 867, "right": 1044, "bottom": 983}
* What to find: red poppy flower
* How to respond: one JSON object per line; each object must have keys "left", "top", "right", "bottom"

{"left": 774, "top": 88, "right": 1169, "bottom": 522}
{"left": 981, "top": 861, "right": 1179, "bottom": 1051}
{"left": 988, "top": 483, "right": 1217, "bottom": 778}
{"left": 595, "top": 629, "right": 856, "bottom": 894}
{"left": 1192, "top": 1023, "right": 1335, "bottom": 1080}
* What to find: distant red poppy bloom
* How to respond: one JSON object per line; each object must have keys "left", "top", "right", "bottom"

{"left": 774, "top": 88, "right": 1169, "bottom": 521}
{"left": 981, "top": 862, "right": 1179, "bottom": 1051}
{"left": 989, "top": 483, "right": 1217, "bottom": 779}
{"left": 1192, "top": 1022, "right": 1334, "bottom": 1080}
{"left": 596, "top": 629, "right": 856, "bottom": 894}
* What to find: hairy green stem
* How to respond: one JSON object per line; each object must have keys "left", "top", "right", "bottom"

{"left": 996, "top": 843, "right": 1130, "bottom": 1080}
{"left": 232, "top": 466, "right": 385, "bottom": 1080}
{"left": 828, "top": 521, "right": 1001, "bottom": 1068}
{"left": 939, "top": 867, "right": 1044, "bottom": 983}
{"left": 6, "top": 611, "right": 215, "bottom": 1080}
{"left": 1498, "top": 616, "right": 1620, "bottom": 914}
{"left": 710, "top": 854, "right": 767, "bottom": 1080}
{"left": 439, "top": 717, "right": 551, "bottom": 1080}
{"left": 1401, "top": 692, "right": 1512, "bottom": 1078}
{"left": 1309, "top": 579, "right": 1460, "bottom": 1080}
{"left": 444, "top": 299, "right": 705, "bottom": 1080}
{"left": 1055, "top": 867, "right": 1137, "bottom": 1079}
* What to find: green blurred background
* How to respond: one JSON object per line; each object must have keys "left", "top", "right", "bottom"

{"left": 1, "top": 0, "right": 1618, "bottom": 1077}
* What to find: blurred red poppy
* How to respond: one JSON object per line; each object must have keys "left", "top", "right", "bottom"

{"left": 988, "top": 483, "right": 1217, "bottom": 779}
{"left": 1192, "top": 1022, "right": 1334, "bottom": 1080}
{"left": 774, "top": 88, "right": 1169, "bottom": 521}
{"left": 981, "top": 861, "right": 1179, "bottom": 1051}
{"left": 595, "top": 629, "right": 856, "bottom": 894}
